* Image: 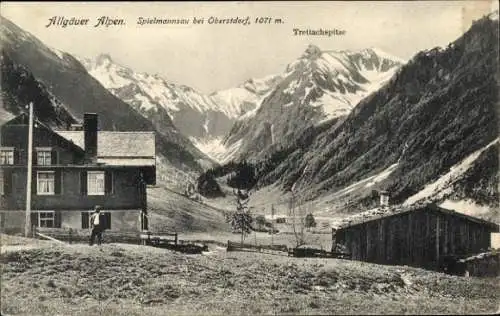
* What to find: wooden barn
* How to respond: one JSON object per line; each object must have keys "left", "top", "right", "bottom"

{"left": 333, "top": 203, "right": 499, "bottom": 271}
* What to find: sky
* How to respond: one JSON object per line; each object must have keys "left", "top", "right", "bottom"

{"left": 1, "top": 1, "right": 498, "bottom": 94}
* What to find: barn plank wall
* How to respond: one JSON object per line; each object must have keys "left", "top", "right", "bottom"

{"left": 335, "top": 206, "right": 498, "bottom": 270}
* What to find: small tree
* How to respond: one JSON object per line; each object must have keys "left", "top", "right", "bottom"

{"left": 255, "top": 215, "right": 267, "bottom": 231}
{"left": 288, "top": 190, "right": 306, "bottom": 247}
{"left": 305, "top": 213, "right": 316, "bottom": 231}
{"left": 226, "top": 188, "right": 253, "bottom": 245}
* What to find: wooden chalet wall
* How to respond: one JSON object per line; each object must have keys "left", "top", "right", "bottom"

{"left": 335, "top": 205, "right": 499, "bottom": 270}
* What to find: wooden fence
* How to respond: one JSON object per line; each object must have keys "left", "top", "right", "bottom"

{"left": 31, "top": 227, "right": 141, "bottom": 244}
{"left": 227, "top": 240, "right": 288, "bottom": 253}
{"left": 139, "top": 231, "right": 178, "bottom": 246}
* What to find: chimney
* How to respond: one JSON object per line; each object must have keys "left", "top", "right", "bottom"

{"left": 380, "top": 190, "right": 390, "bottom": 207}
{"left": 83, "top": 113, "right": 98, "bottom": 162}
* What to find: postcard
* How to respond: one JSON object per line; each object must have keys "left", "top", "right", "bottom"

{"left": 1, "top": 1, "right": 499, "bottom": 315}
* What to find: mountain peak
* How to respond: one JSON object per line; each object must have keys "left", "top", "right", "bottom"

{"left": 488, "top": 10, "right": 499, "bottom": 21}
{"left": 302, "top": 44, "right": 322, "bottom": 60}
{"left": 363, "top": 47, "right": 406, "bottom": 64}
{"left": 95, "top": 53, "right": 113, "bottom": 67}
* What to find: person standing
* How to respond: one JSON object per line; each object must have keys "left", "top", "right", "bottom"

{"left": 89, "top": 205, "right": 103, "bottom": 246}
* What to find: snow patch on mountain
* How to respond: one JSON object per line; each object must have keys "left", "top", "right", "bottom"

{"left": 211, "top": 74, "right": 283, "bottom": 118}
{"left": 190, "top": 137, "right": 242, "bottom": 164}
{"left": 312, "top": 65, "right": 398, "bottom": 123}
{"left": 49, "top": 47, "right": 65, "bottom": 60}
{"left": 333, "top": 163, "right": 399, "bottom": 197}
{"left": 403, "top": 138, "right": 499, "bottom": 206}
{"left": 439, "top": 199, "right": 494, "bottom": 218}
{"left": 312, "top": 91, "right": 355, "bottom": 123}
{"left": 363, "top": 47, "right": 406, "bottom": 64}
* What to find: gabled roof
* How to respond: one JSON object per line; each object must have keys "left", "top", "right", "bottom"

{"left": 2, "top": 113, "right": 85, "bottom": 155}
{"left": 2, "top": 113, "right": 155, "bottom": 168}
{"left": 337, "top": 203, "right": 499, "bottom": 231}
{"left": 56, "top": 131, "right": 155, "bottom": 166}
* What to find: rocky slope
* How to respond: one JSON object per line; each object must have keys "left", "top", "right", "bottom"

{"left": 0, "top": 15, "right": 208, "bottom": 174}
{"left": 223, "top": 45, "right": 404, "bottom": 160}
{"left": 249, "top": 13, "right": 499, "bottom": 220}
{"left": 1, "top": 51, "right": 77, "bottom": 128}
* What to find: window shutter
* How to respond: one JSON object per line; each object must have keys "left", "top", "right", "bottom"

{"left": 4, "top": 170, "right": 12, "bottom": 195}
{"left": 18, "top": 149, "right": 25, "bottom": 165}
{"left": 13, "top": 148, "right": 20, "bottom": 165}
{"left": 32, "top": 171, "right": 37, "bottom": 195}
{"left": 142, "top": 212, "right": 149, "bottom": 231}
{"left": 101, "top": 212, "right": 111, "bottom": 230}
{"left": 54, "top": 170, "right": 62, "bottom": 194}
{"left": 54, "top": 211, "right": 62, "bottom": 228}
{"left": 32, "top": 151, "right": 37, "bottom": 166}
{"left": 30, "top": 212, "right": 39, "bottom": 227}
{"left": 80, "top": 171, "right": 87, "bottom": 195}
{"left": 99, "top": 213, "right": 106, "bottom": 229}
{"left": 51, "top": 150, "right": 58, "bottom": 165}
{"left": 105, "top": 171, "right": 113, "bottom": 195}
{"left": 0, "top": 212, "right": 5, "bottom": 229}
{"left": 81, "top": 212, "right": 89, "bottom": 229}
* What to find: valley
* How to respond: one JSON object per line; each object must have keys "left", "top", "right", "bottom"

{"left": 1, "top": 4, "right": 499, "bottom": 316}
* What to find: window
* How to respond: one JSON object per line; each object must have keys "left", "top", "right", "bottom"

{"left": 88, "top": 171, "right": 105, "bottom": 195}
{"left": 37, "top": 171, "right": 55, "bottom": 195}
{"left": 36, "top": 149, "right": 52, "bottom": 166}
{"left": 31, "top": 211, "right": 60, "bottom": 228}
{"left": 81, "top": 171, "right": 112, "bottom": 196}
{"left": 0, "top": 148, "right": 14, "bottom": 165}
{"left": 39, "top": 211, "right": 55, "bottom": 228}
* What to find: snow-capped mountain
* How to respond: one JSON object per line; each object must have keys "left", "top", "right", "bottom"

{"left": 249, "top": 14, "right": 498, "bottom": 221}
{"left": 223, "top": 45, "right": 404, "bottom": 160}
{"left": 78, "top": 54, "right": 282, "bottom": 163}
{"left": 210, "top": 74, "right": 283, "bottom": 118}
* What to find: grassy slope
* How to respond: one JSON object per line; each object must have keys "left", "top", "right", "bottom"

{"left": 147, "top": 186, "right": 230, "bottom": 233}
{"left": 1, "top": 240, "right": 498, "bottom": 316}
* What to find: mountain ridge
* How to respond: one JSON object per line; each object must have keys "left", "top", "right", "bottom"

{"left": 0, "top": 15, "right": 209, "bottom": 177}
{"left": 223, "top": 44, "right": 404, "bottom": 161}
{"left": 249, "top": 14, "right": 498, "bottom": 220}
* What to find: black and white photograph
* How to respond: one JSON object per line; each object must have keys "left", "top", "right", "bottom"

{"left": 0, "top": 1, "right": 499, "bottom": 315}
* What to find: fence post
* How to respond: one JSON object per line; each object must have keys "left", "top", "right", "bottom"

{"left": 32, "top": 225, "right": 36, "bottom": 238}
{"left": 174, "top": 233, "right": 178, "bottom": 246}
{"left": 68, "top": 228, "right": 73, "bottom": 244}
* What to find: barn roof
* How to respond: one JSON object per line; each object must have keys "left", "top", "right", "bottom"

{"left": 337, "top": 203, "right": 499, "bottom": 231}
{"left": 56, "top": 131, "right": 155, "bottom": 166}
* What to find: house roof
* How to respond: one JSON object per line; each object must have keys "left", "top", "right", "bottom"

{"left": 56, "top": 131, "right": 155, "bottom": 166}
{"left": 337, "top": 203, "right": 499, "bottom": 231}
{"left": 2, "top": 113, "right": 85, "bottom": 155}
